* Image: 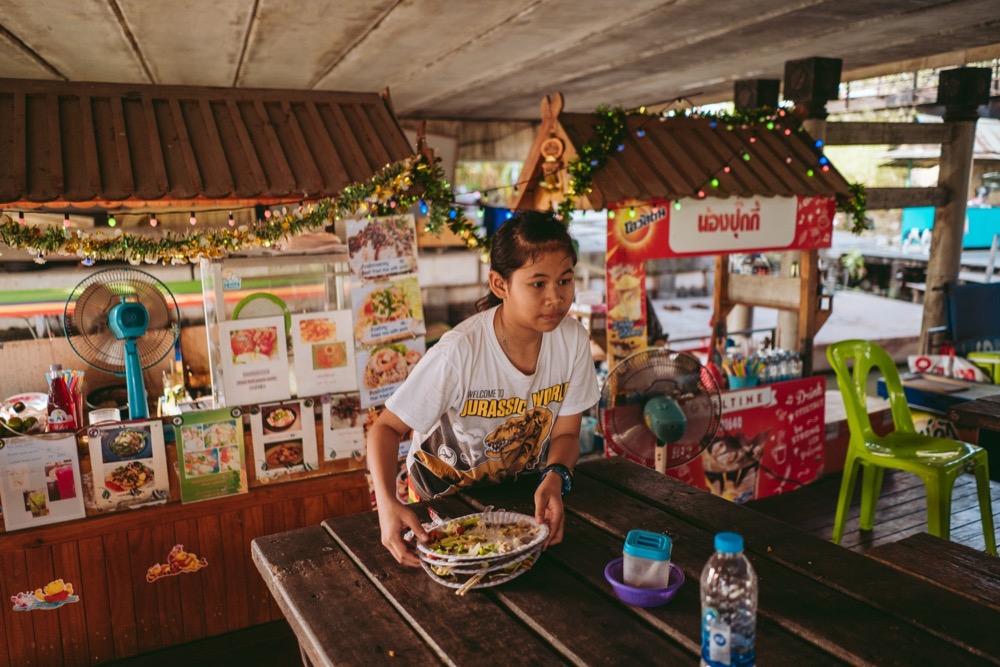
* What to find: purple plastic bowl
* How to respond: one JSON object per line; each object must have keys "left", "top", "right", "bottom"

{"left": 604, "top": 557, "right": 685, "bottom": 608}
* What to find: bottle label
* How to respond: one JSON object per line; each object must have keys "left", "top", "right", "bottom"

{"left": 47, "top": 409, "right": 76, "bottom": 431}
{"left": 702, "top": 608, "right": 732, "bottom": 666}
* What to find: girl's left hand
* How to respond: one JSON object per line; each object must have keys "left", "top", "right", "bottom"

{"left": 534, "top": 473, "right": 565, "bottom": 548}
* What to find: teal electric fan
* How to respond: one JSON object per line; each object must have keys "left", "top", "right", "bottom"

{"left": 64, "top": 268, "right": 180, "bottom": 420}
{"left": 600, "top": 349, "right": 723, "bottom": 473}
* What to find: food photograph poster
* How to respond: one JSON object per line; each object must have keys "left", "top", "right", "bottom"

{"left": 291, "top": 311, "right": 358, "bottom": 397}
{"left": 219, "top": 315, "right": 292, "bottom": 405}
{"left": 87, "top": 419, "right": 169, "bottom": 510}
{"left": 172, "top": 408, "right": 248, "bottom": 503}
{"left": 249, "top": 399, "right": 319, "bottom": 480}
{"left": 321, "top": 393, "right": 365, "bottom": 462}
{"left": 0, "top": 434, "right": 85, "bottom": 531}
{"left": 347, "top": 214, "right": 419, "bottom": 280}
{"left": 351, "top": 276, "right": 425, "bottom": 346}
{"left": 357, "top": 337, "right": 426, "bottom": 408}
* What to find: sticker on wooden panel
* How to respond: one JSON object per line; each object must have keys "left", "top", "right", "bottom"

{"left": 146, "top": 544, "right": 208, "bottom": 582}
{"left": 11, "top": 579, "right": 79, "bottom": 611}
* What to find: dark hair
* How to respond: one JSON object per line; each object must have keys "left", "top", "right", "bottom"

{"left": 475, "top": 210, "right": 578, "bottom": 312}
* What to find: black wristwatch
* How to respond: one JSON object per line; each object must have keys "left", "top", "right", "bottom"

{"left": 540, "top": 463, "right": 573, "bottom": 495}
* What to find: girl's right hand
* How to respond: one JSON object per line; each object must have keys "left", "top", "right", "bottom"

{"left": 378, "top": 502, "right": 427, "bottom": 567}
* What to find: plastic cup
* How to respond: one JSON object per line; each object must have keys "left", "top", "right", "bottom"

{"left": 55, "top": 465, "right": 76, "bottom": 500}
{"left": 727, "top": 375, "right": 760, "bottom": 390}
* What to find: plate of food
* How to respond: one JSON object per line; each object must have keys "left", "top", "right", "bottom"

{"left": 265, "top": 442, "right": 304, "bottom": 468}
{"left": 263, "top": 405, "right": 298, "bottom": 432}
{"left": 106, "top": 428, "right": 150, "bottom": 459}
{"left": 0, "top": 393, "right": 48, "bottom": 435}
{"left": 105, "top": 461, "right": 154, "bottom": 492}
{"left": 415, "top": 511, "right": 548, "bottom": 563}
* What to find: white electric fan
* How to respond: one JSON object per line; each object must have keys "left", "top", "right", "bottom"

{"left": 600, "top": 349, "right": 723, "bottom": 472}
{"left": 63, "top": 268, "right": 180, "bottom": 420}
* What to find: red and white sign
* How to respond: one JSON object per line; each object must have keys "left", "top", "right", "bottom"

{"left": 665, "top": 376, "right": 826, "bottom": 504}
{"left": 608, "top": 196, "right": 835, "bottom": 260}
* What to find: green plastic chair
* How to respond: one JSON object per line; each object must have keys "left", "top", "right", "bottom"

{"left": 826, "top": 340, "right": 997, "bottom": 555}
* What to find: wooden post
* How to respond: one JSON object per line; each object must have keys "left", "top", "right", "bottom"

{"left": 920, "top": 67, "right": 992, "bottom": 353}
{"left": 781, "top": 57, "right": 841, "bottom": 365}
{"left": 726, "top": 79, "right": 781, "bottom": 350}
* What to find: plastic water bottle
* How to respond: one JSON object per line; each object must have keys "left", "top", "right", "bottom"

{"left": 700, "top": 532, "right": 758, "bottom": 667}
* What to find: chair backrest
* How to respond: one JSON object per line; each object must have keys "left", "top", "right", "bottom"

{"left": 826, "top": 340, "right": 915, "bottom": 448}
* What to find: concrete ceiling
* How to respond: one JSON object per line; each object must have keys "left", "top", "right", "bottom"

{"left": 1, "top": 0, "right": 999, "bottom": 122}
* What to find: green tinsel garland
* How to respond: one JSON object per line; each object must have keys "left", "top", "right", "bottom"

{"left": 0, "top": 154, "right": 489, "bottom": 265}
{"left": 557, "top": 106, "right": 628, "bottom": 222}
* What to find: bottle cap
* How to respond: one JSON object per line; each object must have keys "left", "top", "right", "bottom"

{"left": 50, "top": 363, "right": 63, "bottom": 372}
{"left": 714, "top": 532, "right": 744, "bottom": 553}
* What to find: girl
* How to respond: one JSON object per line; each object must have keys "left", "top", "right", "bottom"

{"left": 367, "top": 210, "right": 600, "bottom": 567}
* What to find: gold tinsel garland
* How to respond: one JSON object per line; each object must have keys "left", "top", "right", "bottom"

{"left": 0, "top": 154, "right": 488, "bottom": 265}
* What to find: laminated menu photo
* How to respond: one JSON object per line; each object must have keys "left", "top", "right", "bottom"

{"left": 357, "top": 336, "right": 426, "bottom": 409}
{"left": 351, "top": 276, "right": 425, "bottom": 346}
{"left": 346, "top": 214, "right": 419, "bottom": 280}
{"left": 0, "top": 434, "right": 85, "bottom": 531}
{"left": 291, "top": 311, "right": 358, "bottom": 397}
{"left": 219, "top": 315, "right": 292, "bottom": 405}
{"left": 171, "top": 407, "right": 248, "bottom": 503}
{"left": 321, "top": 393, "right": 365, "bottom": 462}
{"left": 87, "top": 419, "right": 169, "bottom": 510}
{"left": 249, "top": 398, "right": 319, "bottom": 480}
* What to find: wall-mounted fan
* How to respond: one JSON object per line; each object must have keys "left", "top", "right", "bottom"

{"left": 63, "top": 268, "right": 180, "bottom": 420}
{"left": 600, "top": 349, "right": 723, "bottom": 473}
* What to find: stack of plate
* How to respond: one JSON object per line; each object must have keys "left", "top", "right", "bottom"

{"left": 416, "top": 511, "right": 548, "bottom": 591}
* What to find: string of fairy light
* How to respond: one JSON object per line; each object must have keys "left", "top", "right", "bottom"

{"left": 0, "top": 105, "right": 867, "bottom": 265}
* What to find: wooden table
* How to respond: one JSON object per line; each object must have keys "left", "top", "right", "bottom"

{"left": 950, "top": 394, "right": 1000, "bottom": 478}
{"left": 252, "top": 457, "right": 1000, "bottom": 666}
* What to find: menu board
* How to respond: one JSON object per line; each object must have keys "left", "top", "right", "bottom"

{"left": 357, "top": 336, "right": 426, "bottom": 409}
{"left": 219, "top": 315, "right": 292, "bottom": 405}
{"left": 248, "top": 399, "right": 319, "bottom": 480}
{"left": 347, "top": 215, "right": 419, "bottom": 280}
{"left": 291, "top": 311, "right": 358, "bottom": 397}
{"left": 87, "top": 419, "right": 169, "bottom": 510}
{"left": 171, "top": 408, "right": 248, "bottom": 503}
{"left": 351, "top": 276, "right": 425, "bottom": 346}
{"left": 321, "top": 393, "right": 365, "bottom": 462}
{"left": 0, "top": 434, "right": 85, "bottom": 531}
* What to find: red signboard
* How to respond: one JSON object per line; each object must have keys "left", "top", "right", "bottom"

{"left": 664, "top": 376, "right": 826, "bottom": 503}
{"left": 608, "top": 195, "right": 835, "bottom": 260}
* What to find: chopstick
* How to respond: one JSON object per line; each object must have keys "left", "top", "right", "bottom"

{"left": 455, "top": 570, "right": 487, "bottom": 596}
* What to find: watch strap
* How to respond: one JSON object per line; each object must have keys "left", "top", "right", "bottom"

{"left": 540, "top": 463, "right": 573, "bottom": 495}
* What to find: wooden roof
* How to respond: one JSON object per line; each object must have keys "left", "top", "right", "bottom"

{"left": 513, "top": 94, "right": 852, "bottom": 211}
{"left": 0, "top": 79, "right": 414, "bottom": 209}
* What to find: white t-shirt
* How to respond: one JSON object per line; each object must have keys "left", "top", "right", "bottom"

{"left": 386, "top": 305, "right": 600, "bottom": 500}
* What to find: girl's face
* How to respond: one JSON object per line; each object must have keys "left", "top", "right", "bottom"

{"left": 493, "top": 250, "right": 575, "bottom": 333}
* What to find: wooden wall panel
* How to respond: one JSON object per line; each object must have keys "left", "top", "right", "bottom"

{"left": 103, "top": 531, "right": 139, "bottom": 659}
{"left": 24, "top": 546, "right": 60, "bottom": 665}
{"left": 1, "top": 549, "right": 37, "bottom": 665}
{"left": 173, "top": 518, "right": 208, "bottom": 643}
{"left": 151, "top": 522, "right": 185, "bottom": 649}
{"left": 51, "top": 541, "right": 90, "bottom": 667}
{"left": 0, "top": 471, "right": 369, "bottom": 664}
{"left": 241, "top": 505, "right": 272, "bottom": 627}
{"left": 77, "top": 535, "right": 115, "bottom": 663}
{"left": 127, "top": 525, "right": 164, "bottom": 653}
{"left": 196, "top": 514, "right": 229, "bottom": 636}
{"left": 219, "top": 508, "right": 251, "bottom": 632}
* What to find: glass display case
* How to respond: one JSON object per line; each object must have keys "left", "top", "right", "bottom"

{"left": 200, "top": 252, "right": 353, "bottom": 406}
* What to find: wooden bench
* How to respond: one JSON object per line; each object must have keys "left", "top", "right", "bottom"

{"left": 866, "top": 532, "right": 1000, "bottom": 610}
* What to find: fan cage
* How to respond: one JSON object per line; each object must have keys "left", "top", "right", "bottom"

{"left": 64, "top": 268, "right": 180, "bottom": 374}
{"left": 600, "top": 349, "right": 723, "bottom": 469}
